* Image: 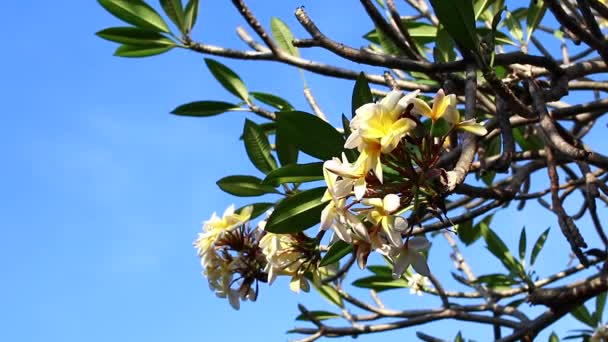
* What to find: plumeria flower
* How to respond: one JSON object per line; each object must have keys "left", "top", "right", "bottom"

{"left": 345, "top": 90, "right": 419, "bottom": 183}
{"left": 323, "top": 152, "right": 368, "bottom": 200}
{"left": 411, "top": 89, "right": 459, "bottom": 124}
{"left": 406, "top": 273, "right": 430, "bottom": 296}
{"left": 194, "top": 205, "right": 253, "bottom": 257}
{"left": 259, "top": 232, "right": 304, "bottom": 286}
{"left": 360, "top": 194, "right": 407, "bottom": 247}
{"left": 391, "top": 236, "right": 431, "bottom": 279}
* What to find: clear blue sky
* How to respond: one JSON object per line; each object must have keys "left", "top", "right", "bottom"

{"left": 1, "top": 1, "right": 605, "bottom": 341}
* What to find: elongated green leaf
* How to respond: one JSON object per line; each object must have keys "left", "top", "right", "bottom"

{"left": 265, "top": 187, "right": 327, "bottom": 233}
{"left": 312, "top": 283, "right": 343, "bottom": 308}
{"left": 270, "top": 17, "right": 299, "bottom": 57}
{"left": 263, "top": 162, "right": 323, "bottom": 185}
{"left": 171, "top": 101, "right": 238, "bottom": 117}
{"left": 480, "top": 221, "right": 525, "bottom": 277}
{"left": 204, "top": 58, "right": 249, "bottom": 101}
{"left": 570, "top": 305, "right": 595, "bottom": 327}
{"left": 474, "top": 0, "right": 493, "bottom": 20}
{"left": 525, "top": 0, "right": 546, "bottom": 42}
{"left": 243, "top": 119, "right": 277, "bottom": 174}
{"left": 98, "top": 0, "right": 170, "bottom": 32}
{"left": 505, "top": 10, "right": 523, "bottom": 42}
{"left": 457, "top": 219, "right": 480, "bottom": 245}
{"left": 275, "top": 122, "right": 298, "bottom": 166}
{"left": 548, "top": 332, "right": 560, "bottom": 342}
{"left": 474, "top": 273, "right": 519, "bottom": 287}
{"left": 114, "top": 43, "right": 174, "bottom": 57}
{"left": 183, "top": 0, "right": 199, "bottom": 32}
{"left": 429, "top": 0, "right": 479, "bottom": 56}
{"left": 367, "top": 265, "right": 392, "bottom": 277}
{"left": 160, "top": 0, "right": 185, "bottom": 33}
{"left": 519, "top": 226, "right": 527, "bottom": 261}
{"left": 513, "top": 127, "right": 544, "bottom": 151}
{"left": 375, "top": 26, "right": 401, "bottom": 55}
{"left": 296, "top": 310, "right": 341, "bottom": 321}
{"left": 320, "top": 240, "right": 353, "bottom": 267}
{"left": 352, "top": 275, "right": 409, "bottom": 292}
{"left": 277, "top": 111, "right": 344, "bottom": 160}
{"left": 434, "top": 25, "right": 457, "bottom": 63}
{"left": 237, "top": 202, "right": 274, "bottom": 220}
{"left": 216, "top": 175, "right": 279, "bottom": 197}
{"left": 596, "top": 291, "right": 607, "bottom": 324}
{"left": 96, "top": 27, "right": 175, "bottom": 45}
{"left": 251, "top": 91, "right": 293, "bottom": 111}
{"left": 352, "top": 72, "right": 373, "bottom": 118}
{"left": 530, "top": 227, "right": 550, "bottom": 266}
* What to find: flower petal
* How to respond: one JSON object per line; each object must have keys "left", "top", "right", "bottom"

{"left": 411, "top": 98, "right": 433, "bottom": 118}
{"left": 407, "top": 236, "right": 430, "bottom": 251}
{"left": 392, "top": 251, "right": 411, "bottom": 279}
{"left": 410, "top": 253, "right": 431, "bottom": 277}
{"left": 383, "top": 194, "right": 401, "bottom": 213}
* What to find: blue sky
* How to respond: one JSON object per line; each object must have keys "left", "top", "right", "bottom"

{"left": 1, "top": 1, "right": 605, "bottom": 341}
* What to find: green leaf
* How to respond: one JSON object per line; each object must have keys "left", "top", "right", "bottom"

{"left": 251, "top": 91, "right": 294, "bottom": 111}
{"left": 512, "top": 127, "right": 543, "bottom": 151}
{"left": 237, "top": 202, "right": 274, "bottom": 220}
{"left": 98, "top": 0, "right": 170, "bottom": 32}
{"left": 312, "top": 283, "right": 344, "bottom": 308}
{"left": 474, "top": 0, "right": 493, "bottom": 20}
{"left": 264, "top": 187, "right": 327, "bottom": 233}
{"left": 243, "top": 119, "right": 278, "bottom": 174}
{"left": 570, "top": 305, "right": 595, "bottom": 327}
{"left": 430, "top": 117, "right": 451, "bottom": 137}
{"left": 216, "top": 175, "right": 279, "bottom": 197}
{"left": 375, "top": 26, "right": 401, "bottom": 55}
{"left": 595, "top": 291, "right": 607, "bottom": 324}
{"left": 525, "top": 0, "right": 546, "bottom": 42}
{"left": 183, "top": 0, "right": 199, "bottom": 32}
{"left": 113, "top": 43, "right": 174, "bottom": 57}
{"left": 277, "top": 111, "right": 344, "bottom": 160}
{"left": 159, "top": 0, "right": 184, "bottom": 33}
{"left": 519, "top": 226, "right": 527, "bottom": 261}
{"left": 474, "top": 273, "right": 519, "bottom": 287}
{"left": 320, "top": 240, "right": 353, "bottom": 267}
{"left": 263, "top": 162, "right": 323, "bottom": 185}
{"left": 434, "top": 25, "right": 457, "bottom": 63}
{"left": 270, "top": 17, "right": 299, "bottom": 57}
{"left": 367, "top": 265, "right": 392, "bottom": 277}
{"left": 204, "top": 58, "right": 249, "bottom": 101}
{"left": 171, "top": 101, "right": 238, "bottom": 117}
{"left": 480, "top": 220, "right": 525, "bottom": 277}
{"left": 504, "top": 10, "right": 523, "bottom": 42}
{"left": 352, "top": 275, "right": 409, "bottom": 292}
{"left": 296, "top": 310, "right": 341, "bottom": 321}
{"left": 96, "top": 27, "right": 175, "bottom": 45}
{"left": 549, "top": 332, "right": 560, "bottom": 342}
{"left": 457, "top": 219, "right": 480, "bottom": 245}
{"left": 530, "top": 227, "right": 550, "bottom": 266}
{"left": 429, "top": 0, "right": 479, "bottom": 56}
{"left": 275, "top": 122, "right": 299, "bottom": 166}
{"left": 454, "top": 331, "right": 464, "bottom": 342}
{"left": 352, "top": 72, "right": 373, "bottom": 118}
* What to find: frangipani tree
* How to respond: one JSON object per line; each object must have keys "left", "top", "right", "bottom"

{"left": 97, "top": 0, "right": 608, "bottom": 340}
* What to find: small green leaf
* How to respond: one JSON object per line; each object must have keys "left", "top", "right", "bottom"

{"left": 367, "top": 265, "right": 392, "bottom": 277}
{"left": 251, "top": 91, "right": 293, "bottom": 111}
{"left": 530, "top": 227, "right": 550, "bottom": 266}
{"left": 525, "top": 0, "right": 546, "bottom": 42}
{"left": 183, "top": 0, "right": 199, "bottom": 32}
{"left": 113, "top": 43, "right": 174, "bottom": 57}
{"left": 270, "top": 17, "right": 299, "bottom": 57}
{"left": 171, "top": 101, "right": 238, "bottom": 117}
{"left": 243, "top": 119, "right": 278, "bottom": 174}
{"left": 512, "top": 126, "right": 544, "bottom": 151}
{"left": 519, "top": 226, "right": 527, "bottom": 261}
{"left": 474, "top": 273, "right": 519, "bottom": 287}
{"left": 595, "top": 291, "right": 607, "bottom": 324}
{"left": 352, "top": 72, "right": 373, "bottom": 118}
{"left": 429, "top": 0, "right": 479, "bottom": 56}
{"left": 430, "top": 117, "right": 451, "bottom": 137}
{"left": 263, "top": 162, "right": 323, "bottom": 185}
{"left": 98, "top": 0, "right": 170, "bottom": 32}
{"left": 312, "top": 283, "right": 344, "bottom": 308}
{"left": 434, "top": 25, "right": 457, "bottom": 63}
{"left": 474, "top": 0, "right": 493, "bottom": 20}
{"left": 295, "top": 310, "right": 341, "bottom": 321}
{"left": 570, "top": 305, "right": 595, "bottom": 327}
{"left": 237, "top": 202, "right": 274, "bottom": 220}
{"left": 159, "top": 0, "right": 184, "bottom": 33}
{"left": 457, "top": 219, "right": 480, "bottom": 245}
{"left": 454, "top": 331, "right": 464, "bottom": 342}
{"left": 375, "top": 26, "right": 401, "bottom": 55}
{"left": 264, "top": 187, "right": 327, "bottom": 233}
{"left": 277, "top": 111, "right": 344, "bottom": 160}
{"left": 320, "top": 240, "right": 353, "bottom": 267}
{"left": 96, "top": 27, "right": 175, "bottom": 45}
{"left": 548, "top": 332, "right": 560, "bottom": 342}
{"left": 352, "top": 275, "right": 409, "bottom": 292}
{"left": 480, "top": 221, "right": 525, "bottom": 277}
{"left": 216, "top": 175, "right": 279, "bottom": 197}
{"left": 204, "top": 58, "right": 249, "bottom": 101}
{"left": 505, "top": 10, "right": 524, "bottom": 42}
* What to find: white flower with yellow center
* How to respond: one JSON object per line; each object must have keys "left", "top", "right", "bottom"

{"left": 360, "top": 194, "right": 407, "bottom": 247}
{"left": 259, "top": 232, "right": 304, "bottom": 287}
{"left": 391, "top": 236, "right": 431, "bottom": 279}
{"left": 193, "top": 205, "right": 253, "bottom": 258}
{"left": 323, "top": 152, "right": 368, "bottom": 200}
{"left": 407, "top": 273, "right": 430, "bottom": 296}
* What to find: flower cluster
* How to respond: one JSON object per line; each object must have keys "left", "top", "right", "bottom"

{"left": 320, "top": 89, "right": 486, "bottom": 278}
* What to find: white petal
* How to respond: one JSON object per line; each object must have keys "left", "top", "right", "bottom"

{"left": 410, "top": 253, "right": 431, "bottom": 277}
{"left": 354, "top": 177, "right": 367, "bottom": 200}
{"left": 407, "top": 237, "right": 430, "bottom": 251}
{"left": 392, "top": 252, "right": 411, "bottom": 279}
{"left": 396, "top": 89, "right": 421, "bottom": 108}
{"left": 383, "top": 194, "right": 401, "bottom": 213}
{"left": 393, "top": 216, "right": 409, "bottom": 231}
{"left": 320, "top": 203, "right": 335, "bottom": 230}
{"left": 344, "top": 132, "right": 362, "bottom": 149}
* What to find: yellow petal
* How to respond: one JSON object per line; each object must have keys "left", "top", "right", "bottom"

{"left": 411, "top": 98, "right": 433, "bottom": 119}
